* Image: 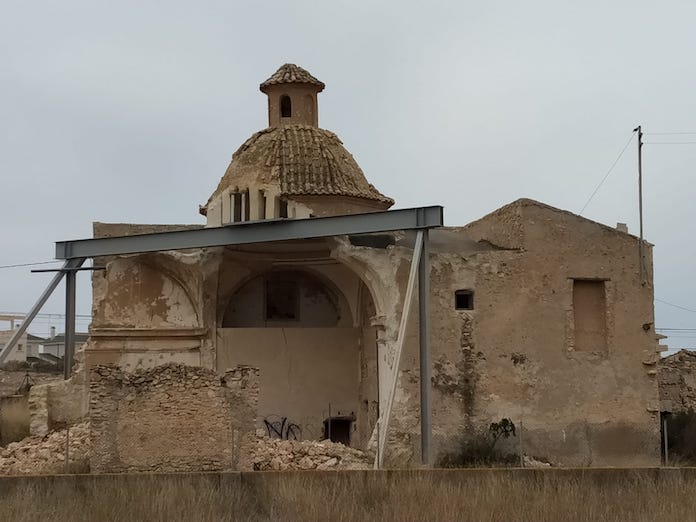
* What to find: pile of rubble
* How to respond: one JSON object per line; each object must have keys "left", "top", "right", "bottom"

{"left": 0, "top": 422, "right": 90, "bottom": 475}
{"left": 0, "top": 424, "right": 372, "bottom": 474}
{"left": 251, "top": 434, "right": 372, "bottom": 471}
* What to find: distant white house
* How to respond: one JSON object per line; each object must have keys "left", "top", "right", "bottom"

{"left": 0, "top": 330, "right": 45, "bottom": 363}
{"left": 40, "top": 331, "right": 89, "bottom": 359}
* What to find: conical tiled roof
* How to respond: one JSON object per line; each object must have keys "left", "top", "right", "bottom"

{"left": 208, "top": 125, "right": 393, "bottom": 206}
{"left": 260, "top": 64, "right": 325, "bottom": 93}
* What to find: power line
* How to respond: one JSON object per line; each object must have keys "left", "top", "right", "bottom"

{"left": 0, "top": 311, "right": 92, "bottom": 319}
{"left": 579, "top": 131, "right": 636, "bottom": 215}
{"left": 655, "top": 298, "right": 696, "bottom": 313}
{"left": 0, "top": 260, "right": 62, "bottom": 270}
{"left": 645, "top": 132, "right": 696, "bottom": 135}
{"left": 644, "top": 141, "right": 696, "bottom": 145}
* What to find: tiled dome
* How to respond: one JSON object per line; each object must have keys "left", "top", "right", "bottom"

{"left": 207, "top": 125, "right": 393, "bottom": 207}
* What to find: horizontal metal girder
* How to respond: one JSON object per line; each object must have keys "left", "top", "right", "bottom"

{"left": 55, "top": 206, "right": 444, "bottom": 260}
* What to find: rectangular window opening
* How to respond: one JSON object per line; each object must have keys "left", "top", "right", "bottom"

{"left": 279, "top": 199, "right": 288, "bottom": 219}
{"left": 243, "top": 189, "right": 250, "bottom": 222}
{"left": 233, "top": 193, "right": 242, "bottom": 223}
{"left": 265, "top": 279, "right": 299, "bottom": 321}
{"left": 572, "top": 279, "right": 607, "bottom": 351}
{"left": 455, "top": 290, "right": 474, "bottom": 310}
{"left": 258, "top": 191, "right": 267, "bottom": 220}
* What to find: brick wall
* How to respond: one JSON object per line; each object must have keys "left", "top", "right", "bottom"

{"left": 89, "top": 363, "right": 259, "bottom": 473}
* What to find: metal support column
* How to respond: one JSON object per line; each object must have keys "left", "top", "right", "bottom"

{"left": 64, "top": 269, "right": 77, "bottom": 380}
{"left": 418, "top": 229, "right": 432, "bottom": 465}
{"left": 375, "top": 231, "right": 424, "bottom": 469}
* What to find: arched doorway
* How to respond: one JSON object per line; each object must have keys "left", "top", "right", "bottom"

{"left": 216, "top": 268, "right": 378, "bottom": 448}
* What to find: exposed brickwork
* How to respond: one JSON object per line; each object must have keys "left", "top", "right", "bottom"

{"left": 89, "top": 363, "right": 258, "bottom": 473}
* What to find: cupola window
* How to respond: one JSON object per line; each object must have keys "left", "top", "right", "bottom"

{"left": 280, "top": 95, "right": 292, "bottom": 118}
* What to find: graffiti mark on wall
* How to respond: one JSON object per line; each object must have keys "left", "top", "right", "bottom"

{"left": 263, "top": 415, "right": 302, "bottom": 440}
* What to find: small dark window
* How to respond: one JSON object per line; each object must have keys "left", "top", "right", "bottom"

{"left": 243, "top": 189, "right": 250, "bottom": 221}
{"left": 455, "top": 290, "right": 474, "bottom": 310}
{"left": 324, "top": 417, "right": 352, "bottom": 446}
{"left": 233, "top": 192, "right": 242, "bottom": 222}
{"left": 279, "top": 199, "right": 288, "bottom": 218}
{"left": 280, "top": 95, "right": 292, "bottom": 118}
{"left": 258, "top": 192, "right": 267, "bottom": 220}
{"left": 265, "top": 278, "right": 299, "bottom": 321}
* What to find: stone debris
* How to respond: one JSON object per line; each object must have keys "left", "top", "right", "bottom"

{"left": 523, "top": 455, "right": 552, "bottom": 468}
{"left": 0, "top": 425, "right": 370, "bottom": 474}
{"left": 0, "top": 422, "right": 90, "bottom": 475}
{"left": 251, "top": 433, "right": 372, "bottom": 471}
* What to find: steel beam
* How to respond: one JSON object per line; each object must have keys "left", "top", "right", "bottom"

{"left": 418, "top": 229, "right": 432, "bottom": 465}
{"left": 55, "top": 206, "right": 444, "bottom": 260}
{"left": 0, "top": 258, "right": 84, "bottom": 364}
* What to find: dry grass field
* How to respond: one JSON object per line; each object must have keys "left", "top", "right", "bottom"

{"left": 0, "top": 470, "right": 695, "bottom": 522}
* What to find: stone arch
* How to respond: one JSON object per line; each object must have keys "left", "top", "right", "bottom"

{"left": 93, "top": 255, "right": 199, "bottom": 329}
{"left": 221, "top": 268, "right": 353, "bottom": 328}
{"left": 328, "top": 239, "right": 396, "bottom": 331}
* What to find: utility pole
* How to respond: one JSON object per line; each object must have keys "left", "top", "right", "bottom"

{"left": 634, "top": 125, "right": 644, "bottom": 283}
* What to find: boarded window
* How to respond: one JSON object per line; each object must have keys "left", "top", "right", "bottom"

{"left": 573, "top": 280, "right": 607, "bottom": 351}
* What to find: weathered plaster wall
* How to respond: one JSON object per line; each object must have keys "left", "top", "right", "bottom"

{"left": 333, "top": 200, "right": 660, "bottom": 467}
{"left": 88, "top": 199, "right": 660, "bottom": 467}
{"left": 89, "top": 223, "right": 220, "bottom": 372}
{"left": 89, "top": 363, "right": 258, "bottom": 473}
{"left": 217, "top": 327, "right": 376, "bottom": 447}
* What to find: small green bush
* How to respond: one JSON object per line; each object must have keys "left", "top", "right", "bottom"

{"left": 438, "top": 418, "right": 519, "bottom": 468}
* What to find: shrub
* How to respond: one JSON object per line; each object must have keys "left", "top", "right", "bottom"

{"left": 438, "top": 418, "right": 519, "bottom": 468}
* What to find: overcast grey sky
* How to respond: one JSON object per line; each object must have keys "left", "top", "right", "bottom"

{"left": 1, "top": 1, "right": 695, "bottom": 346}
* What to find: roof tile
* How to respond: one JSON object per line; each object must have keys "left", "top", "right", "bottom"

{"left": 260, "top": 64, "right": 325, "bottom": 92}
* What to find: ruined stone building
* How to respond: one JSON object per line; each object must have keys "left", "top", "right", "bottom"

{"left": 658, "top": 350, "right": 696, "bottom": 414}
{"left": 82, "top": 64, "right": 663, "bottom": 467}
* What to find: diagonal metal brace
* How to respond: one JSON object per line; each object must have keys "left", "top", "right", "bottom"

{"left": 0, "top": 258, "right": 85, "bottom": 365}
